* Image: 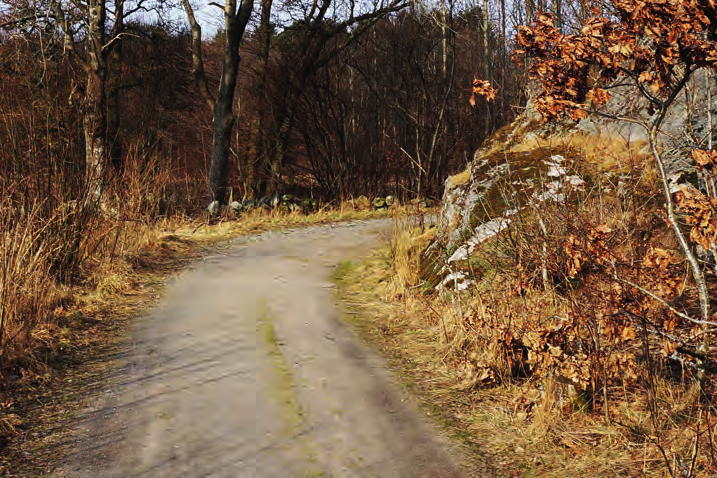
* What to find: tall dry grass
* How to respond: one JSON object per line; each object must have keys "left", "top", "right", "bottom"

{"left": 0, "top": 145, "right": 410, "bottom": 376}
{"left": 0, "top": 199, "right": 55, "bottom": 370}
{"left": 339, "top": 143, "right": 717, "bottom": 476}
{"left": 0, "top": 134, "right": 206, "bottom": 376}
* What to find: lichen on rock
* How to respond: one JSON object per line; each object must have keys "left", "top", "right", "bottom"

{"left": 424, "top": 99, "right": 658, "bottom": 292}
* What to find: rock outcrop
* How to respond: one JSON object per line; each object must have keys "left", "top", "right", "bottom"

{"left": 425, "top": 75, "right": 717, "bottom": 290}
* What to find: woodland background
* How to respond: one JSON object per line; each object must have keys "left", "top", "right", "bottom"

{"left": 0, "top": 0, "right": 539, "bottom": 402}
{"left": 0, "top": 0, "right": 539, "bottom": 208}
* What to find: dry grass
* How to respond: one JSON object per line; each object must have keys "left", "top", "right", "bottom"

{"left": 0, "top": 200, "right": 56, "bottom": 372}
{"left": 172, "top": 202, "right": 404, "bottom": 243}
{"left": 0, "top": 196, "right": 411, "bottom": 376}
{"left": 336, "top": 156, "right": 717, "bottom": 477}
{"left": 337, "top": 228, "right": 715, "bottom": 476}
{"left": 509, "top": 130, "right": 649, "bottom": 172}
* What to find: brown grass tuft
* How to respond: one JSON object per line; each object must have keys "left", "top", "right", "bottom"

{"left": 338, "top": 150, "right": 717, "bottom": 475}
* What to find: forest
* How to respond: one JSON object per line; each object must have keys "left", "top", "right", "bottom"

{"left": 0, "top": 0, "right": 530, "bottom": 372}
{"left": 0, "top": 0, "right": 532, "bottom": 367}
{"left": 0, "top": 0, "right": 531, "bottom": 209}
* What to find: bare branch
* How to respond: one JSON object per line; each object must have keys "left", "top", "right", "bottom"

{"left": 181, "top": 0, "right": 216, "bottom": 113}
{"left": 102, "top": 32, "right": 136, "bottom": 52}
{"left": 609, "top": 262, "right": 717, "bottom": 327}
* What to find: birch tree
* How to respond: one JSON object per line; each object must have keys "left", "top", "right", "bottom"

{"left": 0, "top": 0, "right": 170, "bottom": 201}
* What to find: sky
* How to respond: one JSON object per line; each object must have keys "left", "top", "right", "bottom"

{"left": 163, "top": 1, "right": 223, "bottom": 38}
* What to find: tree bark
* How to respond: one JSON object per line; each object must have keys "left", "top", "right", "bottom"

{"left": 482, "top": 0, "right": 491, "bottom": 135}
{"left": 84, "top": 0, "right": 108, "bottom": 201}
{"left": 182, "top": 0, "right": 254, "bottom": 207}
{"left": 107, "top": 0, "right": 125, "bottom": 170}
{"left": 246, "top": 0, "right": 274, "bottom": 199}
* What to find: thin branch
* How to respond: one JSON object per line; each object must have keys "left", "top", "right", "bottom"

{"left": 616, "top": 66, "right": 663, "bottom": 106}
{"left": 669, "top": 351, "right": 704, "bottom": 371}
{"left": 102, "top": 32, "right": 136, "bottom": 51}
{"left": 609, "top": 262, "right": 717, "bottom": 327}
{"left": 620, "top": 308, "right": 711, "bottom": 362}
{"left": 181, "top": 0, "right": 216, "bottom": 113}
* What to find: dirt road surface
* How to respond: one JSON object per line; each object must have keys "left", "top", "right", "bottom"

{"left": 52, "top": 219, "right": 472, "bottom": 477}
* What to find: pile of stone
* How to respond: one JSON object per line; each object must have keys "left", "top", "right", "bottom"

{"left": 210, "top": 195, "right": 318, "bottom": 216}
{"left": 350, "top": 195, "right": 397, "bottom": 210}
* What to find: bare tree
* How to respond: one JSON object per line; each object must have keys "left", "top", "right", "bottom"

{"left": 0, "top": 0, "right": 170, "bottom": 200}
{"left": 182, "top": 0, "right": 254, "bottom": 208}
{"left": 252, "top": 0, "right": 408, "bottom": 198}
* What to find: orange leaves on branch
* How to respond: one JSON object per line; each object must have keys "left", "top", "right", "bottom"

{"left": 642, "top": 247, "right": 683, "bottom": 297}
{"left": 674, "top": 184, "right": 717, "bottom": 251}
{"left": 514, "top": 0, "right": 717, "bottom": 121}
{"left": 691, "top": 149, "right": 717, "bottom": 172}
{"left": 585, "top": 88, "right": 611, "bottom": 106}
{"left": 642, "top": 247, "right": 679, "bottom": 271}
{"left": 564, "top": 234, "right": 584, "bottom": 278}
{"left": 563, "top": 223, "right": 616, "bottom": 278}
{"left": 469, "top": 79, "right": 497, "bottom": 106}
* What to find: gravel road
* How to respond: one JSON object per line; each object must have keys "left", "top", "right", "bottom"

{"left": 52, "top": 219, "right": 469, "bottom": 477}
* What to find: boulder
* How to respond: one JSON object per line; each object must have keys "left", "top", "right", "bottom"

{"left": 300, "top": 198, "right": 317, "bottom": 212}
{"left": 258, "top": 196, "right": 271, "bottom": 208}
{"left": 355, "top": 195, "right": 370, "bottom": 210}
{"left": 409, "top": 197, "right": 432, "bottom": 209}
{"left": 207, "top": 200, "right": 220, "bottom": 216}
{"left": 372, "top": 197, "right": 386, "bottom": 209}
{"left": 423, "top": 72, "right": 717, "bottom": 292}
{"left": 229, "top": 201, "right": 242, "bottom": 213}
{"left": 385, "top": 195, "right": 395, "bottom": 206}
{"left": 423, "top": 108, "right": 596, "bottom": 291}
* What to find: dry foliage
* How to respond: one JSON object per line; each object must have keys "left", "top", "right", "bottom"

{"left": 338, "top": 145, "right": 717, "bottom": 475}
{"left": 470, "top": 79, "right": 498, "bottom": 105}
{"left": 514, "top": 2, "right": 717, "bottom": 121}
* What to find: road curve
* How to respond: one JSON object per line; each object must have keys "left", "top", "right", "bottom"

{"left": 53, "top": 219, "right": 467, "bottom": 477}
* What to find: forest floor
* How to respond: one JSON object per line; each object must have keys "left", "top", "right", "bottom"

{"left": 1, "top": 213, "right": 489, "bottom": 477}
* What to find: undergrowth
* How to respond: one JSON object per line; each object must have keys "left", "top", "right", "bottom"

{"left": 338, "top": 141, "right": 717, "bottom": 476}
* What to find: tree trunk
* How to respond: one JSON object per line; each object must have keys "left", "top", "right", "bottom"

{"left": 246, "top": 0, "right": 274, "bottom": 199}
{"left": 482, "top": 0, "right": 491, "bottom": 135}
{"left": 84, "top": 0, "right": 108, "bottom": 201}
{"left": 526, "top": 0, "right": 533, "bottom": 24}
{"left": 182, "top": 0, "right": 254, "bottom": 207}
{"left": 206, "top": 2, "right": 247, "bottom": 205}
{"left": 554, "top": 0, "right": 562, "bottom": 31}
{"left": 107, "top": 0, "right": 125, "bottom": 170}
{"left": 84, "top": 71, "right": 106, "bottom": 201}
{"left": 207, "top": 102, "right": 236, "bottom": 204}
{"left": 263, "top": 113, "right": 293, "bottom": 197}
{"left": 441, "top": 0, "right": 447, "bottom": 78}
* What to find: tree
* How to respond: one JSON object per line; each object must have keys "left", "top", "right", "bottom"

{"left": 515, "top": 1, "right": 717, "bottom": 375}
{"left": 242, "top": 0, "right": 274, "bottom": 200}
{"left": 0, "top": 0, "right": 171, "bottom": 200}
{"left": 248, "top": 0, "right": 408, "bottom": 199}
{"left": 182, "top": 0, "right": 254, "bottom": 208}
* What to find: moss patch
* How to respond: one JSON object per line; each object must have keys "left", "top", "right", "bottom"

{"left": 256, "top": 304, "right": 305, "bottom": 435}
